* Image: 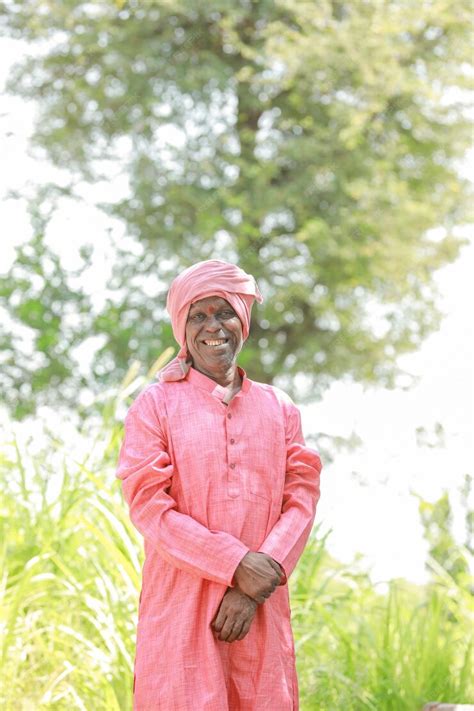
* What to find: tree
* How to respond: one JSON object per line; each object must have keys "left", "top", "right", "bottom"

{"left": 0, "top": 0, "right": 472, "bottom": 417}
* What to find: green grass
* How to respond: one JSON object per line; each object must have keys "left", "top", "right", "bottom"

{"left": 1, "top": 374, "right": 472, "bottom": 709}
{"left": 292, "top": 544, "right": 473, "bottom": 710}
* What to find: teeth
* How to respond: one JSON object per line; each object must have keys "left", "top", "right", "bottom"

{"left": 204, "top": 339, "right": 227, "bottom": 346}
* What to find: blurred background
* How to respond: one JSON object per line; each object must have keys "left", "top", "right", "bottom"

{"left": 0, "top": 1, "right": 472, "bottom": 709}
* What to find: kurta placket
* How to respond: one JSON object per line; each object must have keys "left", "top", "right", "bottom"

{"left": 116, "top": 365, "right": 322, "bottom": 711}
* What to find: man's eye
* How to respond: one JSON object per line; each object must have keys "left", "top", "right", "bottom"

{"left": 188, "top": 311, "right": 234, "bottom": 321}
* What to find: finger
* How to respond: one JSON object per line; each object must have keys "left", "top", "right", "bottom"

{"left": 213, "top": 608, "right": 227, "bottom": 633}
{"left": 270, "top": 569, "right": 282, "bottom": 584}
{"left": 267, "top": 558, "right": 283, "bottom": 575}
{"left": 260, "top": 579, "right": 280, "bottom": 600}
{"left": 237, "top": 617, "right": 253, "bottom": 641}
{"left": 270, "top": 575, "right": 280, "bottom": 590}
{"left": 227, "top": 619, "right": 244, "bottom": 643}
{"left": 218, "top": 616, "right": 235, "bottom": 641}
{"left": 258, "top": 554, "right": 282, "bottom": 578}
{"left": 260, "top": 584, "right": 276, "bottom": 602}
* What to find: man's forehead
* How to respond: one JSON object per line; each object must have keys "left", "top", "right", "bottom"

{"left": 189, "top": 296, "right": 230, "bottom": 310}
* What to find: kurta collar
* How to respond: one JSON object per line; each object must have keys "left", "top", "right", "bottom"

{"left": 186, "top": 365, "right": 251, "bottom": 403}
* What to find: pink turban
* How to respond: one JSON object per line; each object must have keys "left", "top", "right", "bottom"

{"left": 158, "top": 259, "right": 264, "bottom": 382}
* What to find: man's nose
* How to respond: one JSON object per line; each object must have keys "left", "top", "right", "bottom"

{"left": 204, "top": 314, "right": 223, "bottom": 331}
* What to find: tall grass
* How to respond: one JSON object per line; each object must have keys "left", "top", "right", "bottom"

{"left": 292, "top": 539, "right": 473, "bottom": 710}
{"left": 1, "top": 371, "right": 472, "bottom": 710}
{"left": 1, "top": 424, "right": 139, "bottom": 709}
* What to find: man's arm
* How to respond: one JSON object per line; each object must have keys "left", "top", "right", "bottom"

{"left": 257, "top": 401, "right": 322, "bottom": 585}
{"left": 116, "top": 389, "right": 250, "bottom": 587}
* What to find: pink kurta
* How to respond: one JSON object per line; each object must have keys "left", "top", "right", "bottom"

{"left": 116, "top": 364, "right": 322, "bottom": 710}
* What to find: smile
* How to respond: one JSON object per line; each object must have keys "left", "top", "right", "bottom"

{"left": 202, "top": 339, "right": 229, "bottom": 347}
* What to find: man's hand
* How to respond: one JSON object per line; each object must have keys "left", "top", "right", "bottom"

{"left": 212, "top": 587, "right": 258, "bottom": 643}
{"left": 232, "top": 552, "right": 283, "bottom": 604}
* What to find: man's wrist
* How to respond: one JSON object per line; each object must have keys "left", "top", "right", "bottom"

{"left": 229, "top": 550, "right": 249, "bottom": 588}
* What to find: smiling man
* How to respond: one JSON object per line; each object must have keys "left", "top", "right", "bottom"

{"left": 185, "top": 295, "right": 244, "bottom": 401}
{"left": 116, "top": 259, "right": 323, "bottom": 710}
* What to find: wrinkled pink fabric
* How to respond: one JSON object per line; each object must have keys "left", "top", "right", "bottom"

{"left": 116, "top": 365, "right": 322, "bottom": 710}
{"left": 158, "top": 259, "right": 263, "bottom": 382}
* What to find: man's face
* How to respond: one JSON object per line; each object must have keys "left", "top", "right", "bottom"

{"left": 185, "top": 296, "right": 243, "bottom": 375}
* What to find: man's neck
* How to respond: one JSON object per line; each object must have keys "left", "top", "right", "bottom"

{"left": 193, "top": 363, "right": 241, "bottom": 390}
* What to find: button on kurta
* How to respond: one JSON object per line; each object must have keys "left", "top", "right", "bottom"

{"left": 229, "top": 462, "right": 236, "bottom": 469}
{"left": 230, "top": 438, "right": 235, "bottom": 444}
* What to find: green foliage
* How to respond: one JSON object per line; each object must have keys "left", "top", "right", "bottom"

{"left": 1, "top": 370, "right": 472, "bottom": 709}
{"left": 0, "top": 0, "right": 472, "bottom": 418}
{"left": 293, "top": 547, "right": 473, "bottom": 710}
{"left": 417, "top": 486, "right": 471, "bottom": 583}
{"left": 1, "top": 425, "right": 138, "bottom": 709}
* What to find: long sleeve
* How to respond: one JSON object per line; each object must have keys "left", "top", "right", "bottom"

{"left": 258, "top": 401, "right": 322, "bottom": 585}
{"left": 115, "top": 389, "right": 249, "bottom": 587}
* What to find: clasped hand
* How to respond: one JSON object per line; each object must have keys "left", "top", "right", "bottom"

{"left": 233, "top": 551, "right": 283, "bottom": 604}
{"left": 211, "top": 552, "right": 283, "bottom": 643}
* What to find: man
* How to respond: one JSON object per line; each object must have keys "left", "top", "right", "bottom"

{"left": 116, "top": 259, "right": 322, "bottom": 710}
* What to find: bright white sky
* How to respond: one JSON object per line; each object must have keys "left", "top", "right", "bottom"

{"left": 1, "top": 38, "right": 472, "bottom": 586}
